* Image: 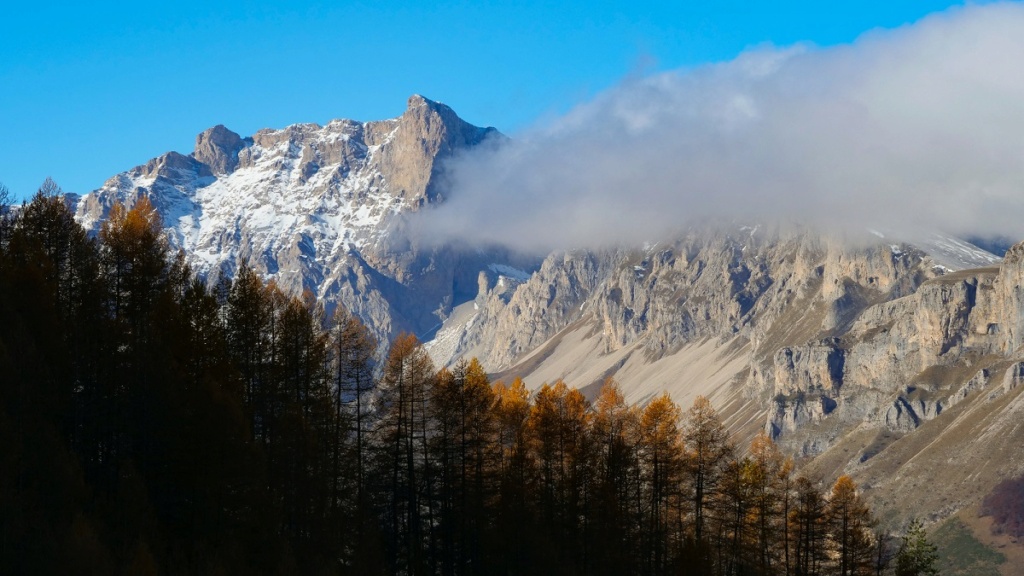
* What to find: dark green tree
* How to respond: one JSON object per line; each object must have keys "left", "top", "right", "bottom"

{"left": 894, "top": 519, "right": 939, "bottom": 576}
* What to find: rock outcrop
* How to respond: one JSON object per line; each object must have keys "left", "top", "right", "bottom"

{"left": 194, "top": 125, "right": 248, "bottom": 175}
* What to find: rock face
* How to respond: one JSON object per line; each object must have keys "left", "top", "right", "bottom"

{"left": 193, "top": 125, "right": 248, "bottom": 175}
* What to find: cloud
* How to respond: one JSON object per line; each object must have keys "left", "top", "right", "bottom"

{"left": 412, "top": 3, "right": 1024, "bottom": 253}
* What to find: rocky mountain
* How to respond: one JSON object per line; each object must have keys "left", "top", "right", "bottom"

{"left": 74, "top": 95, "right": 531, "bottom": 344}
{"left": 75, "top": 96, "right": 1023, "bottom": 556}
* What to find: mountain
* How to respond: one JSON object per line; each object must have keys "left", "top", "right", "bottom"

{"left": 441, "top": 219, "right": 1024, "bottom": 536}
{"left": 73, "top": 95, "right": 531, "bottom": 344}
{"left": 75, "top": 96, "right": 1022, "bottom": 555}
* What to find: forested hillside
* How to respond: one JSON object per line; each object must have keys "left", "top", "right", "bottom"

{"left": 0, "top": 186, "right": 921, "bottom": 575}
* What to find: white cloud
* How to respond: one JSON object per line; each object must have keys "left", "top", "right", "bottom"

{"left": 415, "top": 3, "right": 1024, "bottom": 253}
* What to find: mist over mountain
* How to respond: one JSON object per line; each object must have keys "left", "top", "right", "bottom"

{"left": 417, "top": 3, "right": 1024, "bottom": 253}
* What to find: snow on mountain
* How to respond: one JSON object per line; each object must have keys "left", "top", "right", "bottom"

{"left": 914, "top": 232, "right": 1002, "bottom": 271}
{"left": 81, "top": 119, "right": 400, "bottom": 287}
{"left": 73, "top": 95, "right": 517, "bottom": 343}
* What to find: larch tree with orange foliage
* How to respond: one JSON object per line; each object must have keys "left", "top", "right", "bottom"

{"left": 590, "top": 378, "right": 642, "bottom": 575}
{"left": 639, "top": 392, "right": 685, "bottom": 574}
{"left": 748, "top": 431, "right": 794, "bottom": 574}
{"left": 374, "top": 332, "right": 438, "bottom": 576}
{"left": 430, "top": 357, "right": 496, "bottom": 576}
{"left": 683, "top": 396, "right": 732, "bottom": 547}
{"left": 528, "top": 380, "right": 594, "bottom": 573}
{"left": 490, "top": 377, "right": 534, "bottom": 573}
{"left": 828, "top": 475, "right": 875, "bottom": 576}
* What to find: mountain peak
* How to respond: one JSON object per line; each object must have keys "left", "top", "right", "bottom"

{"left": 407, "top": 93, "right": 440, "bottom": 111}
{"left": 193, "top": 124, "right": 246, "bottom": 175}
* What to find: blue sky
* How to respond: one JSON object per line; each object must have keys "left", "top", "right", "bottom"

{"left": 0, "top": 0, "right": 977, "bottom": 200}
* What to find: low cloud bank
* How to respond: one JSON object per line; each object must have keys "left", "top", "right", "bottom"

{"left": 415, "top": 3, "right": 1024, "bottom": 253}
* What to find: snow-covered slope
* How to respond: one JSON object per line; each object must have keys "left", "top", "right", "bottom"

{"left": 81, "top": 119, "right": 400, "bottom": 285}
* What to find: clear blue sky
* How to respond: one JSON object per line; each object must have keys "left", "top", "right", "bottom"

{"left": 0, "top": 0, "right": 976, "bottom": 200}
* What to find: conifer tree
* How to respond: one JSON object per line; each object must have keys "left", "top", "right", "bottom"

{"left": 714, "top": 455, "right": 755, "bottom": 575}
{"left": 491, "top": 377, "right": 534, "bottom": 573}
{"left": 827, "top": 475, "right": 875, "bottom": 576}
{"left": 590, "top": 379, "right": 641, "bottom": 575}
{"left": 431, "top": 358, "right": 496, "bottom": 576}
{"left": 894, "top": 519, "right": 939, "bottom": 576}
{"left": 7, "top": 185, "right": 104, "bottom": 468}
{"left": 225, "top": 264, "right": 274, "bottom": 442}
{"left": 683, "top": 396, "right": 732, "bottom": 547}
{"left": 638, "top": 393, "right": 684, "bottom": 574}
{"left": 791, "top": 477, "right": 828, "bottom": 576}
{"left": 98, "top": 197, "right": 172, "bottom": 491}
{"left": 748, "top": 431, "right": 793, "bottom": 574}
{"left": 99, "top": 197, "right": 168, "bottom": 346}
{"left": 375, "top": 332, "right": 437, "bottom": 576}
{"left": 528, "top": 380, "right": 593, "bottom": 572}
{"left": 0, "top": 182, "right": 12, "bottom": 247}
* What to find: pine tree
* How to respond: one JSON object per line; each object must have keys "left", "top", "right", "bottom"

{"left": 894, "top": 519, "right": 939, "bottom": 576}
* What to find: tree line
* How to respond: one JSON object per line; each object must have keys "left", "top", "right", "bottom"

{"left": 0, "top": 184, "right": 937, "bottom": 575}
